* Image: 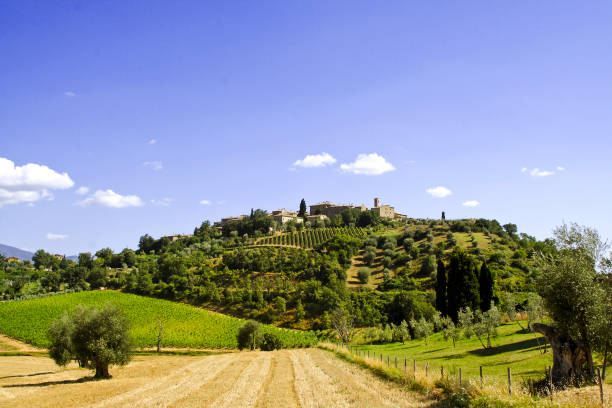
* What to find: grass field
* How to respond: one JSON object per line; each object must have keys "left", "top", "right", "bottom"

{"left": 353, "top": 322, "right": 612, "bottom": 386}
{"left": 0, "top": 291, "right": 316, "bottom": 349}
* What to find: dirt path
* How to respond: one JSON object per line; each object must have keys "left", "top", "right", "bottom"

{"left": 0, "top": 334, "right": 44, "bottom": 353}
{"left": 0, "top": 349, "right": 433, "bottom": 408}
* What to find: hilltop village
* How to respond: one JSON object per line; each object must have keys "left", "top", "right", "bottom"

{"left": 215, "top": 197, "right": 406, "bottom": 229}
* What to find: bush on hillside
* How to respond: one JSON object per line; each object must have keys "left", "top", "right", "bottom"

{"left": 260, "top": 332, "right": 283, "bottom": 351}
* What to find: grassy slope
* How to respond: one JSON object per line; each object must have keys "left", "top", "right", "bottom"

{"left": 355, "top": 322, "right": 612, "bottom": 385}
{"left": 356, "top": 322, "right": 550, "bottom": 380}
{"left": 0, "top": 291, "right": 316, "bottom": 349}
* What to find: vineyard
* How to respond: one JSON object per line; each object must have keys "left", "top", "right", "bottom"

{"left": 255, "top": 226, "right": 367, "bottom": 249}
{"left": 0, "top": 291, "right": 317, "bottom": 349}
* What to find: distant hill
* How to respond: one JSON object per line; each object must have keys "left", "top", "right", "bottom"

{"left": 0, "top": 244, "right": 34, "bottom": 261}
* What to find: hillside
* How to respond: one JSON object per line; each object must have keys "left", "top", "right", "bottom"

{"left": 0, "top": 243, "right": 33, "bottom": 261}
{"left": 0, "top": 291, "right": 316, "bottom": 349}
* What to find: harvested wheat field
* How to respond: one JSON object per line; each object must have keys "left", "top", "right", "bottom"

{"left": 0, "top": 349, "right": 433, "bottom": 408}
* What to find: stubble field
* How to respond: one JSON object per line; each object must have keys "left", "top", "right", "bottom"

{"left": 0, "top": 349, "right": 433, "bottom": 408}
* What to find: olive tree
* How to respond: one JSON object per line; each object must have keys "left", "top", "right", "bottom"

{"left": 534, "top": 223, "right": 610, "bottom": 384}
{"left": 48, "top": 303, "right": 131, "bottom": 379}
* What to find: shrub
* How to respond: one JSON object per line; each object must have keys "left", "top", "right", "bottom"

{"left": 260, "top": 332, "right": 283, "bottom": 351}
{"left": 382, "top": 256, "right": 393, "bottom": 268}
{"left": 237, "top": 320, "right": 262, "bottom": 350}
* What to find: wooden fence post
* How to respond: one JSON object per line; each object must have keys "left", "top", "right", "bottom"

{"left": 548, "top": 366, "right": 553, "bottom": 401}
{"left": 395, "top": 357, "right": 397, "bottom": 368}
{"left": 425, "top": 362, "right": 429, "bottom": 377}
{"left": 480, "top": 366, "right": 483, "bottom": 388}
{"left": 459, "top": 367, "right": 462, "bottom": 386}
{"left": 507, "top": 367, "right": 512, "bottom": 396}
{"left": 597, "top": 367, "right": 604, "bottom": 406}
{"left": 387, "top": 355, "right": 389, "bottom": 365}
{"left": 441, "top": 366, "right": 444, "bottom": 378}
{"left": 413, "top": 360, "right": 416, "bottom": 378}
{"left": 404, "top": 357, "right": 407, "bottom": 372}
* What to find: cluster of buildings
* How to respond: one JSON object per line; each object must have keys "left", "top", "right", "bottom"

{"left": 213, "top": 197, "right": 405, "bottom": 228}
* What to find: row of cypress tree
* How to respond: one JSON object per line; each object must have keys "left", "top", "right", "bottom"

{"left": 435, "top": 247, "right": 494, "bottom": 322}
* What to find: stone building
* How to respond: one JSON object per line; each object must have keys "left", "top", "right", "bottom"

{"left": 371, "top": 197, "right": 395, "bottom": 219}
{"left": 271, "top": 209, "right": 303, "bottom": 224}
{"left": 309, "top": 201, "right": 366, "bottom": 219}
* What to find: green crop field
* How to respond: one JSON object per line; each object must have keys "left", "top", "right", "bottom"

{"left": 0, "top": 291, "right": 316, "bottom": 349}
{"left": 256, "top": 226, "right": 367, "bottom": 248}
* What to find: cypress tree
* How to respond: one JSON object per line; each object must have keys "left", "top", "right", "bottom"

{"left": 447, "top": 247, "right": 480, "bottom": 322}
{"left": 479, "top": 261, "right": 493, "bottom": 311}
{"left": 298, "top": 199, "right": 307, "bottom": 218}
{"left": 435, "top": 258, "right": 447, "bottom": 316}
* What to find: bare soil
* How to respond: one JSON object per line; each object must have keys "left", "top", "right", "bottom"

{"left": 0, "top": 349, "right": 433, "bottom": 408}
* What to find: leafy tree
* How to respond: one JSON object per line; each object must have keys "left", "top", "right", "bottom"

{"left": 535, "top": 223, "right": 610, "bottom": 379}
{"left": 441, "top": 316, "right": 460, "bottom": 347}
{"left": 435, "top": 258, "right": 447, "bottom": 316}
{"left": 330, "top": 308, "right": 358, "bottom": 343}
{"left": 410, "top": 317, "right": 434, "bottom": 344}
{"left": 95, "top": 248, "right": 114, "bottom": 265}
{"left": 47, "top": 303, "right": 131, "bottom": 378}
{"left": 274, "top": 296, "right": 286, "bottom": 313}
{"left": 120, "top": 249, "right": 137, "bottom": 268}
{"left": 473, "top": 303, "right": 501, "bottom": 349}
{"left": 447, "top": 247, "right": 480, "bottom": 322}
{"left": 500, "top": 292, "right": 524, "bottom": 330}
{"left": 458, "top": 307, "right": 475, "bottom": 339}
{"left": 33, "top": 249, "right": 54, "bottom": 270}
{"left": 357, "top": 267, "right": 370, "bottom": 284}
{"left": 479, "top": 261, "right": 493, "bottom": 311}
{"left": 525, "top": 293, "right": 544, "bottom": 330}
{"left": 237, "top": 320, "right": 262, "bottom": 350}
{"left": 393, "top": 320, "right": 411, "bottom": 343}
{"left": 503, "top": 223, "right": 518, "bottom": 237}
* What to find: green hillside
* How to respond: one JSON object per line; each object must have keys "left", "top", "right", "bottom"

{"left": 0, "top": 291, "right": 316, "bottom": 349}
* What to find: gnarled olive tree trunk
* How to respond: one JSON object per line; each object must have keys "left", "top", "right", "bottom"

{"left": 532, "top": 323, "right": 588, "bottom": 385}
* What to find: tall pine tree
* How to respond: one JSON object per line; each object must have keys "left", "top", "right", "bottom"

{"left": 447, "top": 247, "right": 480, "bottom": 322}
{"left": 479, "top": 261, "right": 493, "bottom": 311}
{"left": 298, "top": 199, "right": 307, "bottom": 218}
{"left": 435, "top": 258, "right": 447, "bottom": 316}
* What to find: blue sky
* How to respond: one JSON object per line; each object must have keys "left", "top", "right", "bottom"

{"left": 1, "top": 1, "right": 611, "bottom": 255}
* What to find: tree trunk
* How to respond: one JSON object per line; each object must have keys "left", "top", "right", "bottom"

{"left": 94, "top": 362, "right": 111, "bottom": 379}
{"left": 532, "top": 323, "right": 589, "bottom": 386}
{"left": 602, "top": 344, "right": 608, "bottom": 380}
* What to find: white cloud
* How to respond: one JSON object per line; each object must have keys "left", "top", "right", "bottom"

{"left": 463, "top": 200, "right": 480, "bottom": 207}
{"left": 0, "top": 158, "right": 74, "bottom": 207}
{"left": 293, "top": 152, "right": 337, "bottom": 168}
{"left": 340, "top": 153, "right": 395, "bottom": 175}
{"left": 426, "top": 186, "right": 452, "bottom": 198}
{"left": 76, "top": 189, "right": 144, "bottom": 208}
{"left": 143, "top": 161, "right": 163, "bottom": 171}
{"left": 148, "top": 139, "right": 157, "bottom": 145}
{"left": 523, "top": 167, "right": 554, "bottom": 177}
{"left": 63, "top": 91, "right": 76, "bottom": 97}
{"left": 151, "top": 198, "right": 174, "bottom": 207}
{"left": 556, "top": 166, "right": 565, "bottom": 171}
{"left": 46, "top": 233, "right": 69, "bottom": 240}
{"left": 75, "top": 186, "right": 89, "bottom": 195}
{"left": 200, "top": 199, "right": 211, "bottom": 205}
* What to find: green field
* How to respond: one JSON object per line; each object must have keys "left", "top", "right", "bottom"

{"left": 0, "top": 291, "right": 316, "bottom": 349}
{"left": 354, "top": 323, "right": 560, "bottom": 382}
